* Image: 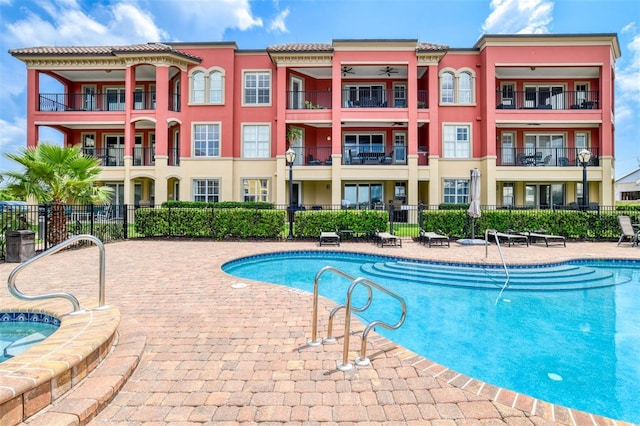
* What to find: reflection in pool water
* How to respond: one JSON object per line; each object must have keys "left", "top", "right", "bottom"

{"left": 223, "top": 251, "right": 640, "bottom": 424}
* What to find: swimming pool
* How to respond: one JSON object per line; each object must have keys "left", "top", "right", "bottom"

{"left": 0, "top": 312, "right": 59, "bottom": 362}
{"left": 222, "top": 251, "right": 640, "bottom": 424}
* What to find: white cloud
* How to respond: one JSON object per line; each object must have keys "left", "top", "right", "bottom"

{"left": 0, "top": 117, "right": 26, "bottom": 172}
{"left": 482, "top": 0, "right": 554, "bottom": 34}
{"left": 166, "top": 0, "right": 263, "bottom": 39}
{"left": 268, "top": 8, "right": 289, "bottom": 33}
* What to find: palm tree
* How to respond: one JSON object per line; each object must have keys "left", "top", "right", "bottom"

{"left": 1, "top": 143, "right": 112, "bottom": 246}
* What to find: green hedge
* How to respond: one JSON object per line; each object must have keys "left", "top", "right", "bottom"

{"left": 134, "top": 207, "right": 285, "bottom": 239}
{"left": 294, "top": 209, "right": 389, "bottom": 238}
{"left": 161, "top": 200, "right": 273, "bottom": 209}
{"left": 422, "top": 209, "right": 625, "bottom": 240}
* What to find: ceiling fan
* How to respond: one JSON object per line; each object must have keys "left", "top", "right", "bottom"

{"left": 379, "top": 66, "right": 399, "bottom": 76}
{"left": 341, "top": 66, "right": 355, "bottom": 76}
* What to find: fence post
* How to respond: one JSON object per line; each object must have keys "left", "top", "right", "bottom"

{"left": 388, "top": 201, "right": 395, "bottom": 234}
{"left": 418, "top": 202, "right": 424, "bottom": 230}
{"left": 123, "top": 204, "right": 128, "bottom": 239}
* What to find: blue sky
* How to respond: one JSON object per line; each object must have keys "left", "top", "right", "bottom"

{"left": 0, "top": 0, "right": 638, "bottom": 177}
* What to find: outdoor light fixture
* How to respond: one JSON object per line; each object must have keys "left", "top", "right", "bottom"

{"left": 578, "top": 149, "right": 591, "bottom": 209}
{"left": 285, "top": 147, "right": 296, "bottom": 240}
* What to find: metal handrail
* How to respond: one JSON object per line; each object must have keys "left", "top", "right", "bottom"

{"left": 485, "top": 229, "right": 510, "bottom": 303}
{"left": 7, "top": 234, "right": 107, "bottom": 314}
{"left": 308, "top": 266, "right": 407, "bottom": 371}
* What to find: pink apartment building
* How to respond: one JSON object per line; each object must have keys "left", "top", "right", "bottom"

{"left": 9, "top": 34, "right": 620, "bottom": 211}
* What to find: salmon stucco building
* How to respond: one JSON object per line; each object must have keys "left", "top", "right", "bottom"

{"left": 9, "top": 34, "right": 620, "bottom": 212}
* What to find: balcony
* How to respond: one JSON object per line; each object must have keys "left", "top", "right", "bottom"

{"left": 342, "top": 89, "right": 428, "bottom": 109}
{"left": 133, "top": 147, "right": 155, "bottom": 166}
{"left": 289, "top": 146, "right": 332, "bottom": 165}
{"left": 84, "top": 147, "right": 125, "bottom": 167}
{"left": 39, "top": 92, "right": 180, "bottom": 112}
{"left": 496, "top": 147, "right": 600, "bottom": 167}
{"left": 496, "top": 90, "right": 599, "bottom": 110}
{"left": 342, "top": 144, "right": 408, "bottom": 166}
{"left": 286, "top": 90, "right": 332, "bottom": 110}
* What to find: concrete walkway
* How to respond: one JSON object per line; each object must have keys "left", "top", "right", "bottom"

{"left": 3, "top": 239, "right": 638, "bottom": 425}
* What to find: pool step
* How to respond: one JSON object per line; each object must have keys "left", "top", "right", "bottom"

{"left": 360, "top": 261, "right": 627, "bottom": 291}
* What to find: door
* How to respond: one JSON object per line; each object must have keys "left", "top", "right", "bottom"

{"left": 105, "top": 135, "right": 124, "bottom": 166}
{"left": 133, "top": 135, "right": 143, "bottom": 166}
{"left": 290, "top": 76, "right": 303, "bottom": 109}
{"left": 289, "top": 127, "right": 303, "bottom": 165}
{"left": 82, "top": 85, "right": 97, "bottom": 111}
{"left": 393, "top": 132, "right": 406, "bottom": 164}
{"left": 105, "top": 87, "right": 125, "bottom": 111}
{"left": 501, "top": 132, "right": 515, "bottom": 165}
{"left": 106, "top": 183, "right": 124, "bottom": 218}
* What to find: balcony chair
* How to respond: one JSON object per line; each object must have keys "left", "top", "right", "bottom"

{"left": 307, "top": 154, "right": 321, "bottom": 165}
{"left": 617, "top": 215, "right": 639, "bottom": 246}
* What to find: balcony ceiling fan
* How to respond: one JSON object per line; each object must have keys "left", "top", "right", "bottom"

{"left": 379, "top": 66, "right": 399, "bottom": 76}
{"left": 342, "top": 66, "right": 355, "bottom": 76}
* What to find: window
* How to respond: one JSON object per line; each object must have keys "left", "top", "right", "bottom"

{"left": 500, "top": 83, "right": 515, "bottom": 105}
{"left": 209, "top": 71, "right": 223, "bottom": 103}
{"left": 244, "top": 71, "right": 271, "bottom": 105}
{"left": 502, "top": 183, "right": 514, "bottom": 206}
{"left": 443, "top": 124, "right": 470, "bottom": 158}
{"left": 345, "top": 84, "right": 385, "bottom": 107}
{"left": 574, "top": 83, "right": 589, "bottom": 106}
{"left": 393, "top": 132, "right": 406, "bottom": 163}
{"left": 526, "top": 184, "right": 565, "bottom": 208}
{"left": 440, "top": 72, "right": 454, "bottom": 103}
{"left": 443, "top": 179, "right": 469, "bottom": 204}
{"left": 524, "top": 84, "right": 564, "bottom": 109}
{"left": 242, "top": 124, "right": 270, "bottom": 158}
{"left": 524, "top": 133, "right": 565, "bottom": 165}
{"left": 190, "top": 68, "right": 224, "bottom": 104}
{"left": 243, "top": 178, "right": 269, "bottom": 201}
{"left": 343, "top": 183, "right": 383, "bottom": 209}
{"left": 440, "top": 70, "right": 475, "bottom": 104}
{"left": 191, "top": 71, "right": 205, "bottom": 103}
{"left": 193, "top": 179, "right": 219, "bottom": 203}
{"left": 458, "top": 72, "right": 472, "bottom": 104}
{"left": 393, "top": 84, "right": 407, "bottom": 107}
{"left": 193, "top": 124, "right": 220, "bottom": 157}
{"left": 500, "top": 132, "right": 515, "bottom": 165}
{"left": 81, "top": 133, "right": 95, "bottom": 156}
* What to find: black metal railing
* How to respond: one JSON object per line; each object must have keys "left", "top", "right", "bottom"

{"left": 132, "top": 92, "right": 156, "bottom": 110}
{"left": 496, "top": 90, "right": 600, "bottom": 110}
{"left": 496, "top": 147, "right": 600, "bottom": 167}
{"left": 84, "top": 147, "right": 125, "bottom": 166}
{"left": 169, "top": 92, "right": 180, "bottom": 112}
{"left": 286, "top": 90, "right": 332, "bottom": 109}
{"left": 132, "top": 147, "right": 155, "bottom": 166}
{"left": 342, "top": 88, "right": 429, "bottom": 109}
{"left": 341, "top": 144, "right": 408, "bottom": 165}
{"left": 288, "top": 146, "right": 333, "bottom": 165}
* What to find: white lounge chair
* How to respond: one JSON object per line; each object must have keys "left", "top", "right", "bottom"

{"left": 419, "top": 229, "right": 450, "bottom": 247}
{"left": 319, "top": 230, "right": 340, "bottom": 246}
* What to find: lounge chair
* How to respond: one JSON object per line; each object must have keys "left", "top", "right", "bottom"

{"left": 419, "top": 229, "right": 450, "bottom": 247}
{"left": 617, "top": 215, "right": 639, "bottom": 247}
{"left": 319, "top": 229, "right": 340, "bottom": 246}
{"left": 519, "top": 230, "right": 566, "bottom": 247}
{"left": 374, "top": 231, "right": 401, "bottom": 247}
{"left": 491, "top": 230, "right": 529, "bottom": 247}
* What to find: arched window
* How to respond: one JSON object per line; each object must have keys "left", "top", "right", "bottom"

{"left": 440, "top": 72, "right": 454, "bottom": 103}
{"left": 459, "top": 72, "right": 472, "bottom": 104}
{"left": 191, "top": 71, "right": 205, "bottom": 103}
{"left": 209, "top": 71, "right": 223, "bottom": 103}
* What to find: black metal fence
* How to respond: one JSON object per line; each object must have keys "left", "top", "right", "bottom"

{"left": 1, "top": 202, "right": 635, "bottom": 260}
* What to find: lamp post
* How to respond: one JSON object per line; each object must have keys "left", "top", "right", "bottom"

{"left": 285, "top": 147, "right": 296, "bottom": 240}
{"left": 578, "top": 149, "right": 591, "bottom": 210}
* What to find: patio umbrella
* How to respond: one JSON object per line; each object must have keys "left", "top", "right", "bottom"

{"left": 468, "top": 168, "right": 481, "bottom": 239}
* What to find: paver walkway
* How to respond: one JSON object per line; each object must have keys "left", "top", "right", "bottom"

{"left": 2, "top": 239, "right": 638, "bottom": 425}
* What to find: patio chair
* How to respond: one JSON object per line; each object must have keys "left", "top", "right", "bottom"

{"left": 319, "top": 229, "right": 340, "bottom": 246}
{"left": 374, "top": 230, "right": 402, "bottom": 247}
{"left": 419, "top": 229, "right": 450, "bottom": 247}
{"left": 308, "top": 154, "right": 321, "bottom": 165}
{"left": 617, "top": 215, "right": 639, "bottom": 246}
{"left": 519, "top": 230, "right": 566, "bottom": 247}
{"left": 492, "top": 230, "right": 529, "bottom": 247}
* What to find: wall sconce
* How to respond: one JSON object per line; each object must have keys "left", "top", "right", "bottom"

{"left": 326, "top": 184, "right": 331, "bottom": 190}
{"left": 326, "top": 135, "right": 331, "bottom": 141}
{"left": 530, "top": 66, "right": 536, "bottom": 71}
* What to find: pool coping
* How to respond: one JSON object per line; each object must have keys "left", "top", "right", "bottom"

{"left": 0, "top": 299, "right": 145, "bottom": 425}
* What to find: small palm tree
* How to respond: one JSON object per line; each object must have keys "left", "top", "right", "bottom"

{"left": 1, "top": 143, "right": 112, "bottom": 246}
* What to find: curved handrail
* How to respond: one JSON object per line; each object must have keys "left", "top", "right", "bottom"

{"left": 484, "top": 229, "right": 510, "bottom": 303}
{"left": 7, "top": 234, "right": 106, "bottom": 313}
{"left": 338, "top": 276, "right": 406, "bottom": 371}
{"left": 324, "top": 284, "right": 373, "bottom": 343}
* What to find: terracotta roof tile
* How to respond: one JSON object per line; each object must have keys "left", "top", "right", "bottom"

{"left": 9, "top": 43, "right": 201, "bottom": 61}
{"left": 266, "top": 43, "right": 333, "bottom": 53}
{"left": 416, "top": 42, "right": 449, "bottom": 51}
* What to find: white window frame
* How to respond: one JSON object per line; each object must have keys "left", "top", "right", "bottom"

{"left": 243, "top": 70, "right": 272, "bottom": 106}
{"left": 193, "top": 179, "right": 220, "bottom": 203}
{"left": 440, "top": 71, "right": 454, "bottom": 104}
{"left": 501, "top": 131, "right": 515, "bottom": 165}
{"left": 393, "top": 83, "right": 407, "bottom": 107}
{"left": 499, "top": 82, "right": 515, "bottom": 106}
{"left": 104, "top": 86, "right": 126, "bottom": 111}
{"left": 289, "top": 76, "right": 304, "bottom": 109}
{"left": 242, "top": 123, "right": 271, "bottom": 158}
{"left": 189, "top": 67, "right": 225, "bottom": 104}
{"left": 458, "top": 71, "right": 474, "bottom": 104}
{"left": 502, "top": 183, "right": 514, "bottom": 206}
{"left": 392, "top": 131, "right": 406, "bottom": 164}
{"left": 192, "top": 123, "right": 221, "bottom": 157}
{"left": 243, "top": 178, "right": 270, "bottom": 202}
{"left": 574, "top": 82, "right": 590, "bottom": 106}
{"left": 523, "top": 83, "right": 566, "bottom": 109}
{"left": 443, "top": 179, "right": 469, "bottom": 204}
{"left": 442, "top": 123, "right": 471, "bottom": 158}
{"left": 81, "top": 132, "right": 95, "bottom": 156}
{"left": 439, "top": 69, "right": 476, "bottom": 105}
{"left": 344, "top": 83, "right": 386, "bottom": 107}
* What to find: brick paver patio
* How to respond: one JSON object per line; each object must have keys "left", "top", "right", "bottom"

{"left": 2, "top": 239, "right": 638, "bottom": 425}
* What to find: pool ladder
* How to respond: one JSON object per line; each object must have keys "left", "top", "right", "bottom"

{"left": 484, "top": 229, "right": 510, "bottom": 302}
{"left": 7, "top": 234, "right": 107, "bottom": 314}
{"left": 308, "top": 266, "right": 407, "bottom": 371}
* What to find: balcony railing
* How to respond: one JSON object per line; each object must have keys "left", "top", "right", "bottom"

{"left": 132, "top": 92, "right": 156, "bottom": 110}
{"left": 342, "top": 89, "right": 428, "bottom": 109}
{"left": 168, "top": 147, "right": 180, "bottom": 166}
{"left": 496, "top": 90, "right": 600, "bottom": 110}
{"left": 496, "top": 147, "right": 600, "bottom": 167}
{"left": 288, "top": 146, "right": 333, "bottom": 165}
{"left": 342, "top": 144, "right": 408, "bottom": 165}
{"left": 84, "top": 147, "right": 125, "bottom": 167}
{"left": 286, "top": 90, "right": 332, "bottom": 110}
{"left": 132, "top": 147, "right": 155, "bottom": 166}
{"left": 39, "top": 92, "right": 179, "bottom": 112}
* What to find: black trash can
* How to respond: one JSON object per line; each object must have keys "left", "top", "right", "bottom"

{"left": 5, "top": 230, "right": 36, "bottom": 263}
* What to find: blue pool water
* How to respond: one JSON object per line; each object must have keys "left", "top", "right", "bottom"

{"left": 222, "top": 251, "right": 640, "bottom": 423}
{"left": 0, "top": 312, "right": 60, "bottom": 362}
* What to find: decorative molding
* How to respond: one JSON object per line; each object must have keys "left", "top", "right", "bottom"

{"left": 417, "top": 54, "right": 444, "bottom": 65}
{"left": 21, "top": 55, "right": 193, "bottom": 70}
{"left": 270, "top": 54, "right": 333, "bottom": 66}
